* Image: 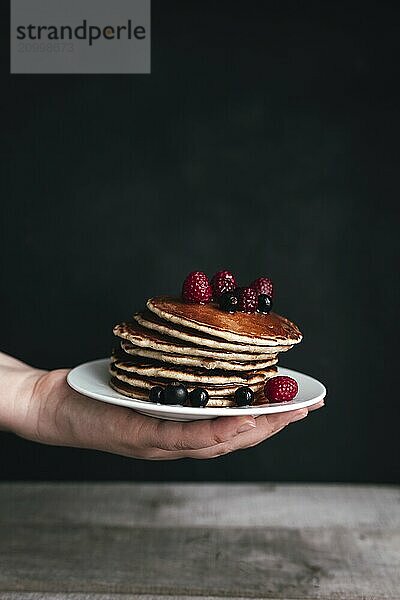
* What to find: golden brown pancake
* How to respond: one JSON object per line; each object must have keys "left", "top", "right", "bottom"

{"left": 111, "top": 294, "right": 302, "bottom": 407}
{"left": 114, "top": 321, "right": 287, "bottom": 360}
{"left": 119, "top": 339, "right": 278, "bottom": 371}
{"left": 147, "top": 297, "right": 302, "bottom": 346}
{"left": 109, "top": 362, "right": 272, "bottom": 396}
{"left": 134, "top": 311, "right": 292, "bottom": 354}
{"left": 111, "top": 354, "right": 273, "bottom": 385}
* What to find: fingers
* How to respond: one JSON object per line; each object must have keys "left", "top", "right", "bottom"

{"left": 200, "top": 400, "right": 325, "bottom": 459}
{"left": 202, "top": 399, "right": 326, "bottom": 459}
{"left": 137, "top": 414, "right": 257, "bottom": 452}
{"left": 72, "top": 394, "right": 321, "bottom": 459}
{"left": 166, "top": 408, "right": 310, "bottom": 460}
{"left": 308, "top": 399, "right": 325, "bottom": 412}
{"left": 133, "top": 400, "right": 325, "bottom": 454}
{"left": 113, "top": 401, "right": 323, "bottom": 459}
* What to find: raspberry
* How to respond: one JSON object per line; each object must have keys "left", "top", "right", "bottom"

{"left": 211, "top": 270, "right": 237, "bottom": 299}
{"left": 237, "top": 287, "right": 258, "bottom": 313}
{"left": 251, "top": 277, "right": 274, "bottom": 298}
{"left": 182, "top": 271, "right": 212, "bottom": 304}
{"left": 264, "top": 376, "right": 298, "bottom": 403}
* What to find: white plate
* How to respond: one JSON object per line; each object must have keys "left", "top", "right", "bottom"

{"left": 67, "top": 358, "right": 326, "bottom": 421}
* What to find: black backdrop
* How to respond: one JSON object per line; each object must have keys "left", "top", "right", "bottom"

{"left": 1, "top": 1, "right": 399, "bottom": 482}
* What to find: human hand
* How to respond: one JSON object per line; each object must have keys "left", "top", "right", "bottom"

{"left": 0, "top": 353, "right": 323, "bottom": 460}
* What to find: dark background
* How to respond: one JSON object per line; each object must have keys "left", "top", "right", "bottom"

{"left": 1, "top": 1, "right": 399, "bottom": 482}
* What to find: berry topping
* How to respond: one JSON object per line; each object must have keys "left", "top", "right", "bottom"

{"left": 237, "top": 287, "right": 258, "bottom": 313}
{"left": 219, "top": 291, "right": 239, "bottom": 312}
{"left": 164, "top": 382, "right": 189, "bottom": 405}
{"left": 257, "top": 294, "right": 273, "bottom": 314}
{"left": 149, "top": 386, "right": 165, "bottom": 404}
{"left": 182, "top": 271, "right": 212, "bottom": 304}
{"left": 264, "top": 376, "right": 298, "bottom": 403}
{"left": 211, "top": 270, "right": 237, "bottom": 299}
{"left": 251, "top": 277, "right": 274, "bottom": 298}
{"left": 234, "top": 386, "right": 255, "bottom": 407}
{"left": 189, "top": 387, "right": 209, "bottom": 407}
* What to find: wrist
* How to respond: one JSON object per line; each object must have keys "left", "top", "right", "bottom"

{"left": 0, "top": 363, "right": 46, "bottom": 436}
{"left": 23, "top": 369, "right": 73, "bottom": 446}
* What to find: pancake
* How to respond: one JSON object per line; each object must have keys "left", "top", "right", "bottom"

{"left": 110, "top": 376, "right": 267, "bottom": 408}
{"left": 114, "top": 321, "right": 287, "bottom": 360}
{"left": 109, "top": 362, "right": 271, "bottom": 396}
{"left": 134, "top": 311, "right": 292, "bottom": 354}
{"left": 119, "top": 339, "right": 278, "bottom": 371}
{"left": 111, "top": 292, "right": 302, "bottom": 406}
{"left": 111, "top": 354, "right": 272, "bottom": 385}
{"left": 146, "top": 297, "right": 302, "bottom": 346}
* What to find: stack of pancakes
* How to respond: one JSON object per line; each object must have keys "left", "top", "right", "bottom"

{"left": 110, "top": 297, "right": 302, "bottom": 407}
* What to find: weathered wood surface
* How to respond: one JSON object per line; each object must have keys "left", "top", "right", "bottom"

{"left": 0, "top": 484, "right": 399, "bottom": 599}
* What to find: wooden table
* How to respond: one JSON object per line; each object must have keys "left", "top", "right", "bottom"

{"left": 0, "top": 483, "right": 399, "bottom": 599}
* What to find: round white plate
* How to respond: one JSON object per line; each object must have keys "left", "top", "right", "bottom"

{"left": 67, "top": 358, "right": 326, "bottom": 421}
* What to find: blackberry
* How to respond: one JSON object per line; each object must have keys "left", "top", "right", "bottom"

{"left": 234, "top": 386, "right": 255, "bottom": 407}
{"left": 219, "top": 291, "right": 239, "bottom": 312}
{"left": 189, "top": 387, "right": 209, "bottom": 408}
{"left": 164, "top": 382, "right": 188, "bottom": 405}
{"left": 257, "top": 294, "right": 273, "bottom": 314}
{"left": 149, "top": 386, "right": 165, "bottom": 404}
